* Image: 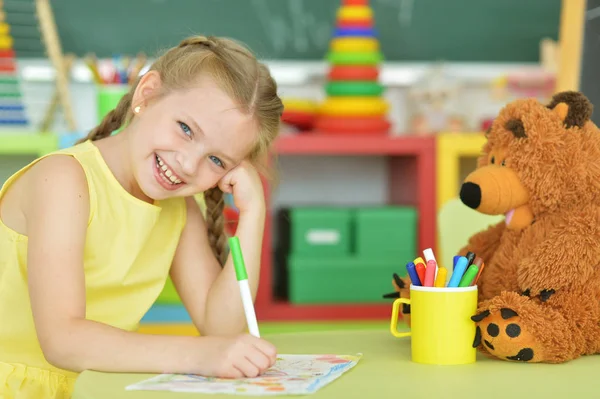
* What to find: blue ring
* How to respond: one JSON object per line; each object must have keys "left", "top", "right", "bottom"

{"left": 334, "top": 27, "right": 376, "bottom": 37}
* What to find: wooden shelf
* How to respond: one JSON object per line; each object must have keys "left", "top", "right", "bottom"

{"left": 275, "top": 132, "right": 431, "bottom": 155}
{"left": 256, "top": 133, "right": 436, "bottom": 321}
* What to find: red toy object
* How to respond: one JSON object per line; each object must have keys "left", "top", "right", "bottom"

{"left": 317, "top": 1, "right": 390, "bottom": 135}
{"left": 336, "top": 18, "right": 373, "bottom": 29}
{"left": 281, "top": 110, "right": 316, "bottom": 131}
{"left": 343, "top": 0, "right": 369, "bottom": 5}
{"left": 315, "top": 115, "right": 390, "bottom": 135}
{"left": 327, "top": 65, "right": 379, "bottom": 81}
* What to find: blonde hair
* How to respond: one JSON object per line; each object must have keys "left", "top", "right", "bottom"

{"left": 78, "top": 35, "right": 283, "bottom": 265}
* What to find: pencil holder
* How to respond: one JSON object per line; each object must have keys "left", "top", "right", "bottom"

{"left": 97, "top": 84, "right": 129, "bottom": 123}
{"left": 390, "top": 285, "right": 478, "bottom": 365}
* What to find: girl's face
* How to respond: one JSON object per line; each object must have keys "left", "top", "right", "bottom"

{"left": 128, "top": 71, "right": 258, "bottom": 201}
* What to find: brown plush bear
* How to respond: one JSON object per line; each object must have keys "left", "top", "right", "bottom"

{"left": 386, "top": 91, "right": 600, "bottom": 363}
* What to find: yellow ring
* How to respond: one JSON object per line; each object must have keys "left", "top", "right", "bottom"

{"left": 336, "top": 6, "right": 373, "bottom": 20}
{"left": 330, "top": 37, "right": 379, "bottom": 52}
{"left": 0, "top": 35, "right": 13, "bottom": 49}
{"left": 282, "top": 98, "right": 318, "bottom": 113}
{"left": 320, "top": 97, "right": 389, "bottom": 116}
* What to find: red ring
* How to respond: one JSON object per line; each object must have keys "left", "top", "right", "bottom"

{"left": 282, "top": 111, "right": 315, "bottom": 130}
{"left": 337, "top": 18, "right": 373, "bottom": 29}
{"left": 315, "top": 116, "right": 391, "bottom": 135}
{"left": 328, "top": 66, "right": 379, "bottom": 81}
{"left": 342, "top": 0, "right": 369, "bottom": 5}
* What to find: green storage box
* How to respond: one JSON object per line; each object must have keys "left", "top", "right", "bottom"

{"left": 354, "top": 207, "right": 417, "bottom": 258}
{"left": 288, "top": 255, "right": 405, "bottom": 304}
{"left": 289, "top": 208, "right": 352, "bottom": 256}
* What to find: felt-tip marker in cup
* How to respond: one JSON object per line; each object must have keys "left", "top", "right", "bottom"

{"left": 423, "top": 248, "right": 437, "bottom": 265}
{"left": 415, "top": 262, "right": 426, "bottom": 285}
{"left": 229, "top": 236, "right": 260, "bottom": 338}
{"left": 458, "top": 264, "right": 479, "bottom": 287}
{"left": 424, "top": 260, "right": 437, "bottom": 286}
{"left": 406, "top": 262, "right": 421, "bottom": 286}
{"left": 448, "top": 256, "right": 468, "bottom": 287}
{"left": 434, "top": 267, "right": 447, "bottom": 287}
{"left": 453, "top": 255, "right": 460, "bottom": 270}
{"left": 472, "top": 257, "right": 485, "bottom": 285}
{"left": 465, "top": 251, "right": 476, "bottom": 266}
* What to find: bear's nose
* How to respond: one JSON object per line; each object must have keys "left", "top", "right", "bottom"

{"left": 460, "top": 182, "right": 481, "bottom": 209}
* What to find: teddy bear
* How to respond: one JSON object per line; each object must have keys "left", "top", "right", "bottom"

{"left": 386, "top": 91, "right": 600, "bottom": 363}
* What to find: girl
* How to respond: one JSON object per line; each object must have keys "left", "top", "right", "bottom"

{"left": 0, "top": 35, "right": 283, "bottom": 398}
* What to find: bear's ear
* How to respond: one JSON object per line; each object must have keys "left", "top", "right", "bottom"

{"left": 546, "top": 91, "right": 593, "bottom": 128}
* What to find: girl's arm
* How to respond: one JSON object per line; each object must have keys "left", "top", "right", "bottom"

{"left": 23, "top": 156, "right": 274, "bottom": 376}
{"left": 170, "top": 196, "right": 264, "bottom": 336}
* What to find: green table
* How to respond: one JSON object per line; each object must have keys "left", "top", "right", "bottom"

{"left": 72, "top": 329, "right": 599, "bottom": 398}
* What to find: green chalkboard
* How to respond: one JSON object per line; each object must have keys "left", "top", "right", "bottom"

{"left": 6, "top": 0, "right": 561, "bottom": 62}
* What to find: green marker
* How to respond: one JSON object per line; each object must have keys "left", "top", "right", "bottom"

{"left": 229, "top": 236, "right": 260, "bottom": 337}
{"left": 458, "top": 264, "right": 479, "bottom": 287}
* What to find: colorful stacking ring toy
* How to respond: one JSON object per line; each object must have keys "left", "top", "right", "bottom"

{"left": 330, "top": 37, "right": 379, "bottom": 52}
{"left": 337, "top": 6, "right": 373, "bottom": 20}
{"left": 325, "top": 81, "right": 384, "bottom": 96}
{"left": 327, "top": 51, "right": 382, "bottom": 65}
{"left": 328, "top": 65, "right": 379, "bottom": 81}
{"left": 334, "top": 27, "right": 376, "bottom": 38}
{"left": 316, "top": 116, "right": 391, "bottom": 135}
{"left": 320, "top": 97, "right": 389, "bottom": 116}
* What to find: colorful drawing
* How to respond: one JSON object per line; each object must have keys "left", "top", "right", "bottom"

{"left": 126, "top": 354, "right": 362, "bottom": 395}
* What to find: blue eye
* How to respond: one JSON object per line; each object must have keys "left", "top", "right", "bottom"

{"left": 179, "top": 122, "right": 192, "bottom": 137}
{"left": 209, "top": 155, "right": 224, "bottom": 168}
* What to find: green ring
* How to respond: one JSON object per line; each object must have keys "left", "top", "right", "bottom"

{"left": 326, "top": 51, "right": 383, "bottom": 65}
{"left": 325, "top": 81, "right": 384, "bottom": 96}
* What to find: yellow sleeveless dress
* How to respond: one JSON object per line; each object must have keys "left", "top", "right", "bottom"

{"left": 0, "top": 140, "right": 187, "bottom": 398}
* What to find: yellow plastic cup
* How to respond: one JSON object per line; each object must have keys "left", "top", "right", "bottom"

{"left": 390, "top": 285, "right": 478, "bottom": 365}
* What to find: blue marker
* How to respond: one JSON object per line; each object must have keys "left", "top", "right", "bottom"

{"left": 448, "top": 256, "right": 469, "bottom": 287}
{"left": 406, "top": 262, "right": 422, "bottom": 286}
{"left": 453, "top": 255, "right": 461, "bottom": 270}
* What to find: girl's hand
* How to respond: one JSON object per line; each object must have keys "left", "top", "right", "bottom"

{"left": 191, "top": 334, "right": 277, "bottom": 378}
{"left": 217, "top": 161, "right": 265, "bottom": 214}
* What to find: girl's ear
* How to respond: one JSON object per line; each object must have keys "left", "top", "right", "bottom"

{"left": 131, "top": 70, "right": 162, "bottom": 112}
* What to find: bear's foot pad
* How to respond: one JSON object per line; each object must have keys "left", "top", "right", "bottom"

{"left": 472, "top": 306, "right": 541, "bottom": 362}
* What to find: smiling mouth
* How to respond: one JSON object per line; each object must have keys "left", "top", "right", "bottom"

{"left": 155, "top": 154, "right": 185, "bottom": 186}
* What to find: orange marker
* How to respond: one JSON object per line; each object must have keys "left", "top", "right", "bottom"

{"left": 472, "top": 257, "right": 485, "bottom": 285}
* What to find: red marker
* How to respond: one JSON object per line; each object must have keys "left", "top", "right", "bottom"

{"left": 424, "top": 260, "right": 437, "bottom": 286}
{"left": 415, "top": 262, "right": 426, "bottom": 285}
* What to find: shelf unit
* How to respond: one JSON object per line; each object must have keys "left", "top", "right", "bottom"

{"left": 254, "top": 133, "right": 436, "bottom": 321}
